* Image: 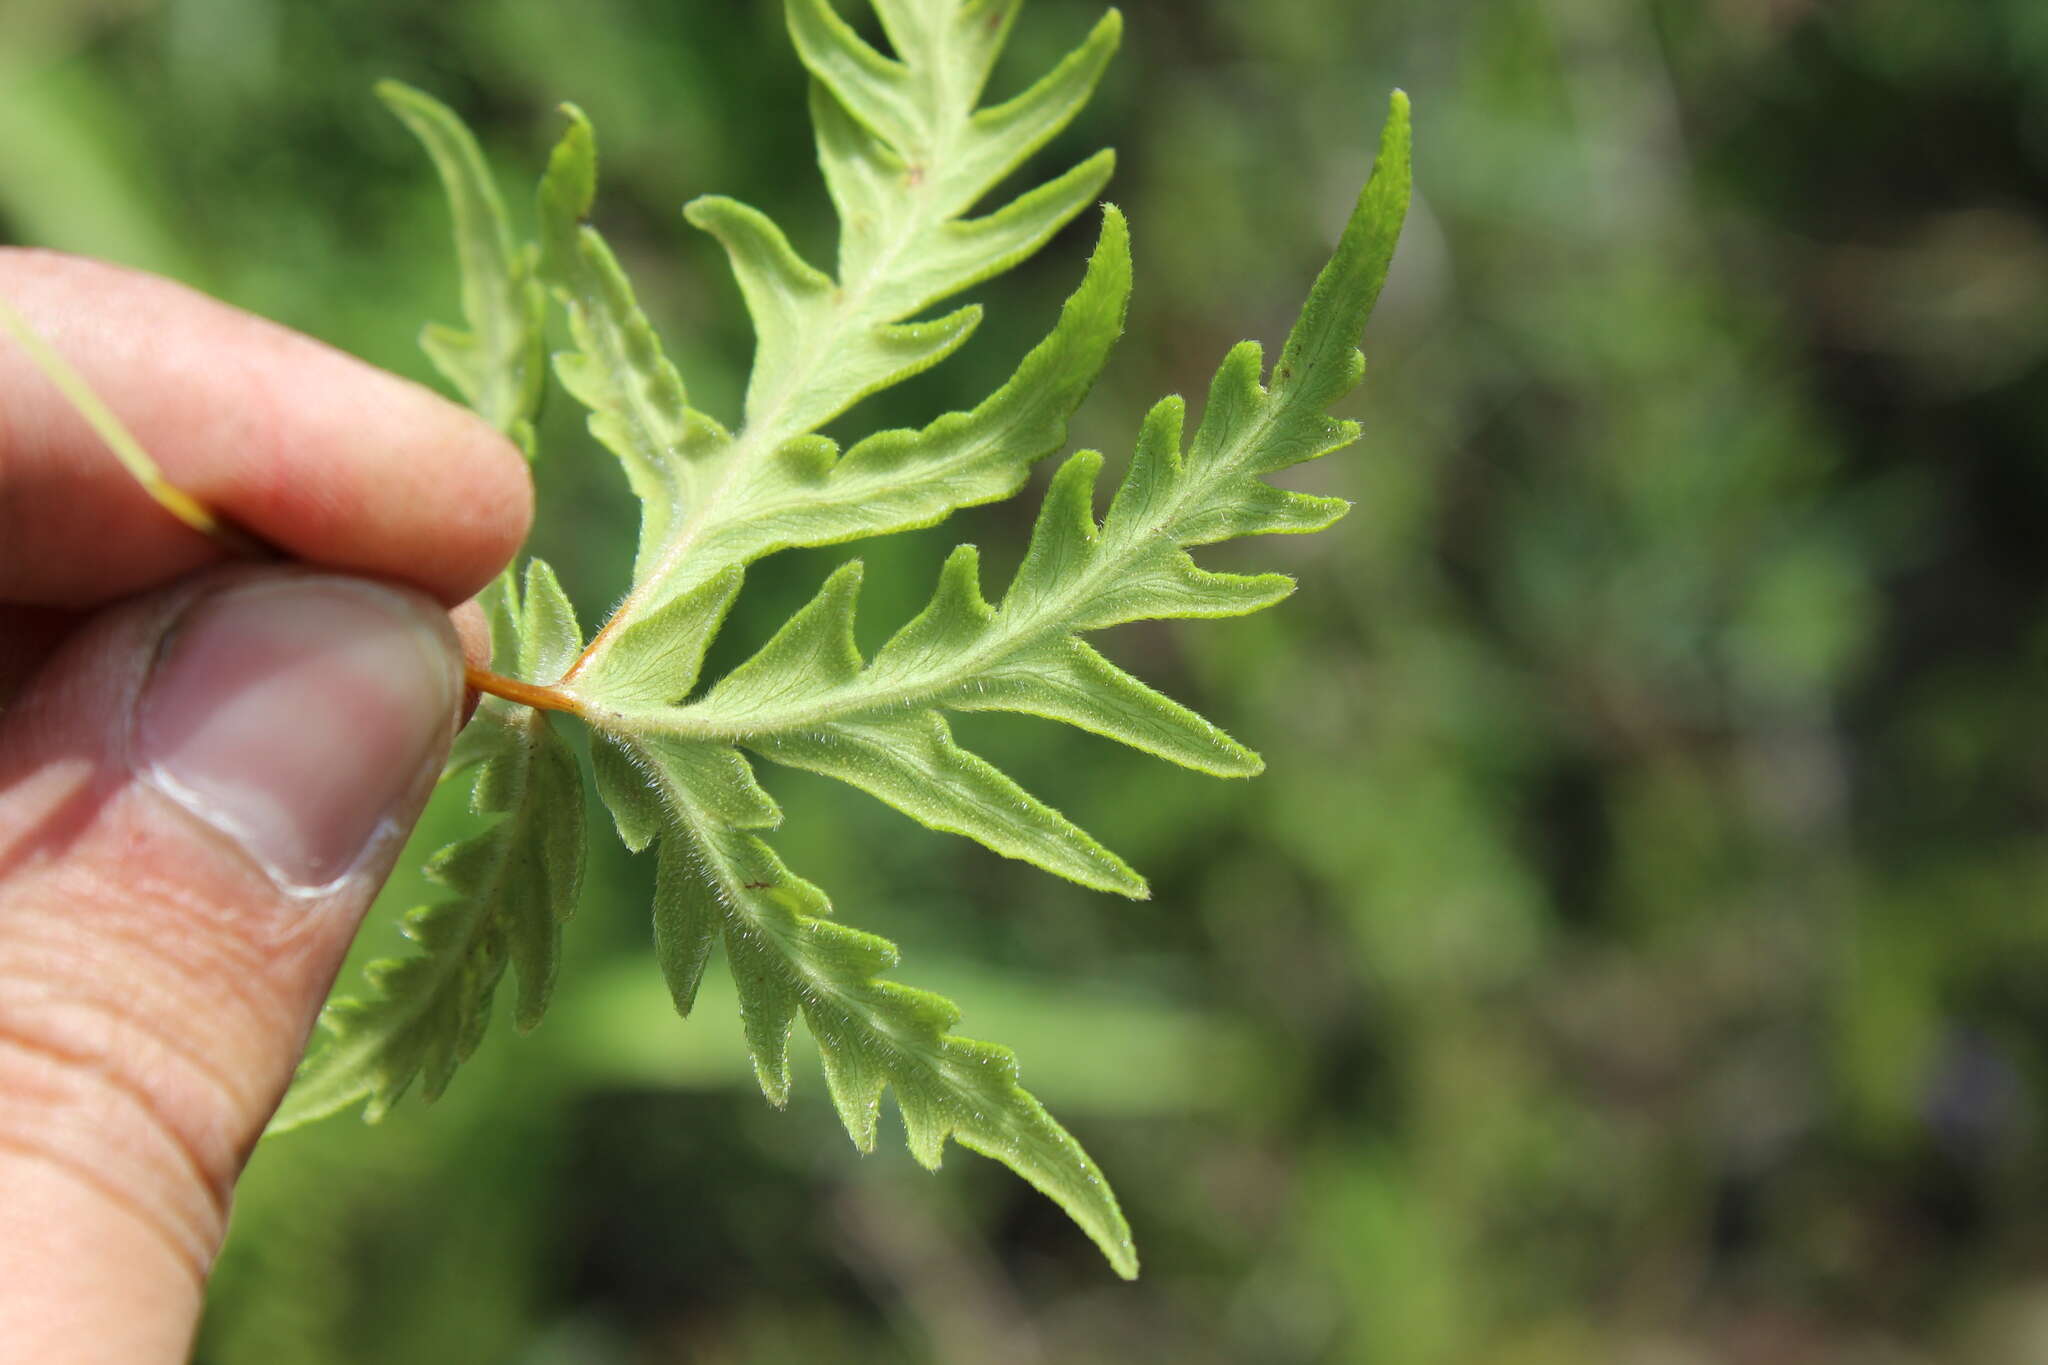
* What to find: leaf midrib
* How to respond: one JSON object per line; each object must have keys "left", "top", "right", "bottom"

{"left": 608, "top": 375, "right": 1305, "bottom": 742}
{"left": 570, "top": 29, "right": 969, "bottom": 683}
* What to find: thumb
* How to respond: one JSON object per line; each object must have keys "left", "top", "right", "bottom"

{"left": 0, "top": 569, "right": 465, "bottom": 1362}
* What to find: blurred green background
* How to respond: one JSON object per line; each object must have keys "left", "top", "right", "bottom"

{"left": 10, "top": 0, "right": 2048, "bottom": 1360}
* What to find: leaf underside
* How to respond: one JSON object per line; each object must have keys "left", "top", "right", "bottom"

{"left": 374, "top": 79, "right": 547, "bottom": 459}
{"left": 275, "top": 563, "right": 585, "bottom": 1129}
{"left": 281, "top": 0, "right": 1412, "bottom": 1283}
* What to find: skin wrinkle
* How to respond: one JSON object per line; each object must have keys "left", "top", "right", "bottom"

{"left": 0, "top": 913, "right": 282, "bottom": 1204}
{"left": 0, "top": 1024, "right": 228, "bottom": 1273}
{"left": 0, "top": 973, "right": 261, "bottom": 1164}
{"left": 0, "top": 1127, "right": 213, "bottom": 1291}
{"left": 0, "top": 1032, "right": 226, "bottom": 1258}
{"left": 3, "top": 860, "right": 288, "bottom": 1127}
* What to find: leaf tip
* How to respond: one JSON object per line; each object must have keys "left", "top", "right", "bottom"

{"left": 1076, "top": 848, "right": 1149, "bottom": 900}
{"left": 1090, "top": 8, "right": 1125, "bottom": 56}
{"left": 755, "top": 1064, "right": 794, "bottom": 1109}
{"left": 824, "top": 556, "right": 867, "bottom": 596}
{"left": 541, "top": 103, "right": 600, "bottom": 238}
{"left": 1371, "top": 89, "right": 1414, "bottom": 203}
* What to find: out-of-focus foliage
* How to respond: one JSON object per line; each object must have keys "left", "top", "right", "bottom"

{"left": 8, "top": 0, "right": 2048, "bottom": 1360}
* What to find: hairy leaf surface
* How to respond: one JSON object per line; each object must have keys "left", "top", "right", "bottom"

{"left": 276, "top": 563, "right": 586, "bottom": 1128}
{"left": 279, "top": 88, "right": 578, "bottom": 1130}
{"left": 595, "top": 92, "right": 1414, "bottom": 881}
{"left": 541, "top": 0, "right": 1121, "bottom": 660}
{"left": 653, "top": 800, "right": 1138, "bottom": 1278}
{"left": 559, "top": 77, "right": 1407, "bottom": 1276}
{"left": 376, "top": 81, "right": 547, "bottom": 456}
{"left": 279, "top": 0, "right": 1412, "bottom": 1282}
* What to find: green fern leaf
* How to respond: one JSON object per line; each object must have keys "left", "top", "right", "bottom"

{"left": 536, "top": 1, "right": 1121, "bottom": 648}
{"left": 278, "top": 88, "right": 578, "bottom": 1127}
{"left": 712, "top": 560, "right": 1145, "bottom": 895}
{"left": 650, "top": 803, "right": 1139, "bottom": 1278}
{"left": 375, "top": 80, "right": 547, "bottom": 456}
{"left": 532, "top": 0, "right": 1148, "bottom": 1272}
{"left": 282, "top": 0, "right": 1412, "bottom": 1282}
{"left": 597, "top": 92, "right": 1414, "bottom": 868}
{"left": 557, "top": 42, "right": 1404, "bottom": 1278}
{"left": 274, "top": 562, "right": 586, "bottom": 1128}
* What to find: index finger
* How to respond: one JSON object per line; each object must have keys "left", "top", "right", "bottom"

{"left": 0, "top": 249, "right": 533, "bottom": 608}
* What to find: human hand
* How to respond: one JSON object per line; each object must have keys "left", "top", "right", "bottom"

{"left": 0, "top": 249, "right": 532, "bottom": 1361}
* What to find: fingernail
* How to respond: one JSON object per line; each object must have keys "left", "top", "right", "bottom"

{"left": 133, "top": 577, "right": 461, "bottom": 893}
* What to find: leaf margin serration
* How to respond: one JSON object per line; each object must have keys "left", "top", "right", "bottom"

{"left": 639, "top": 791, "right": 1142, "bottom": 1279}
{"left": 634, "top": 90, "right": 1416, "bottom": 796}
{"left": 276, "top": 85, "right": 580, "bottom": 1129}
{"left": 548, "top": 0, "right": 1151, "bottom": 1275}
{"left": 272, "top": 562, "right": 587, "bottom": 1130}
{"left": 282, "top": 1, "right": 1415, "bottom": 1288}
{"left": 374, "top": 79, "right": 547, "bottom": 457}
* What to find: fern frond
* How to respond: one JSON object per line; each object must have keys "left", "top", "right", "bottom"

{"left": 606, "top": 780, "right": 1140, "bottom": 1278}
{"left": 524, "top": 0, "right": 1153, "bottom": 1270}
{"left": 279, "top": 90, "right": 577, "bottom": 1127}
{"left": 281, "top": 0, "right": 1412, "bottom": 1282}
{"left": 375, "top": 81, "right": 547, "bottom": 456}
{"left": 557, "top": 79, "right": 1409, "bottom": 1272}
{"left": 275, "top": 563, "right": 586, "bottom": 1128}
{"left": 538, "top": 0, "right": 1120, "bottom": 650}
{"left": 593, "top": 91, "right": 1414, "bottom": 876}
